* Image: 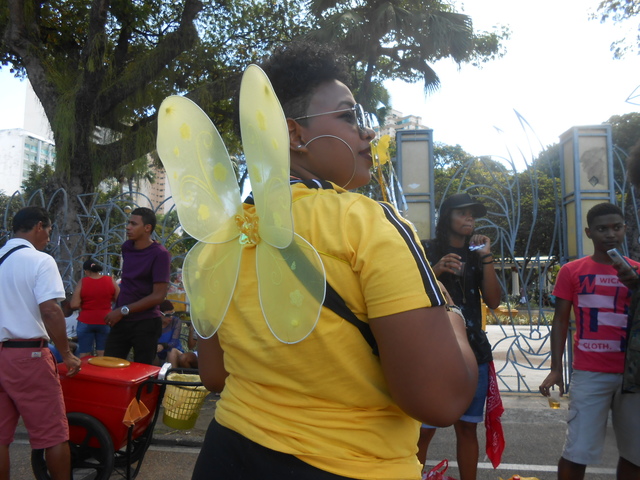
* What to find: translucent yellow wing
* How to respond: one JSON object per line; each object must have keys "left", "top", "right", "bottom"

{"left": 239, "top": 64, "right": 293, "bottom": 249}
{"left": 157, "top": 96, "right": 243, "bottom": 338}
{"left": 256, "top": 235, "right": 326, "bottom": 343}
{"left": 156, "top": 65, "right": 326, "bottom": 343}
{"left": 182, "top": 241, "right": 242, "bottom": 338}
{"left": 240, "top": 65, "right": 325, "bottom": 343}
{"left": 157, "top": 95, "right": 242, "bottom": 244}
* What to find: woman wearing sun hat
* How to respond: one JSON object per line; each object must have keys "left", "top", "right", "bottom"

{"left": 419, "top": 192, "right": 502, "bottom": 479}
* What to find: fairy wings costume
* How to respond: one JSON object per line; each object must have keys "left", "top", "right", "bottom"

{"left": 156, "top": 65, "right": 326, "bottom": 343}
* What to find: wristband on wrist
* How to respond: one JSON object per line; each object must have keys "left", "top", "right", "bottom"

{"left": 482, "top": 260, "right": 494, "bottom": 265}
{"left": 480, "top": 253, "right": 493, "bottom": 260}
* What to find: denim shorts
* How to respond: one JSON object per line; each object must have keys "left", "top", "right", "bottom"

{"left": 76, "top": 321, "right": 110, "bottom": 355}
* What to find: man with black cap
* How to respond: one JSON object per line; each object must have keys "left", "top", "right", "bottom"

{"left": 418, "top": 193, "right": 502, "bottom": 480}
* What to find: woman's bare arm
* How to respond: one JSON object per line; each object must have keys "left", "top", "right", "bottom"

{"left": 369, "top": 306, "right": 478, "bottom": 426}
{"left": 197, "top": 333, "right": 228, "bottom": 393}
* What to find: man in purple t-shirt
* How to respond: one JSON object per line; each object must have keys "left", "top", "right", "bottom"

{"left": 104, "top": 207, "right": 171, "bottom": 364}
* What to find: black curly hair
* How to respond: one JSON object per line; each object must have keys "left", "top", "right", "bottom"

{"left": 586, "top": 202, "right": 623, "bottom": 227}
{"left": 259, "top": 40, "right": 351, "bottom": 120}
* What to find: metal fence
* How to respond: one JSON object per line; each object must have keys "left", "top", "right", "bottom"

{"left": 2, "top": 145, "right": 634, "bottom": 392}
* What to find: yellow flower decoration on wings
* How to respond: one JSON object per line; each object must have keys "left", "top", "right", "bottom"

{"left": 157, "top": 65, "right": 326, "bottom": 343}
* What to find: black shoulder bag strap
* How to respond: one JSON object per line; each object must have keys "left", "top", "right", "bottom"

{"left": 0, "top": 245, "right": 29, "bottom": 266}
{"left": 278, "top": 240, "right": 379, "bottom": 356}
{"left": 324, "top": 281, "right": 379, "bottom": 356}
{"left": 250, "top": 183, "right": 379, "bottom": 356}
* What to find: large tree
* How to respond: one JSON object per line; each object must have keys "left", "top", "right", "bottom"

{"left": 1, "top": 1, "right": 507, "bottom": 196}
{"left": 0, "top": 1, "right": 310, "bottom": 195}
{"left": 0, "top": 0, "right": 314, "bottom": 282}
{"left": 0, "top": 0, "right": 509, "bottom": 278}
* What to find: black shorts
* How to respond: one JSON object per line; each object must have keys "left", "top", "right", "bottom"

{"left": 192, "top": 420, "right": 356, "bottom": 480}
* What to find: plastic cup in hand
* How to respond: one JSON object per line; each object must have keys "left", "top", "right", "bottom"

{"left": 452, "top": 261, "right": 465, "bottom": 277}
{"left": 548, "top": 389, "right": 561, "bottom": 409}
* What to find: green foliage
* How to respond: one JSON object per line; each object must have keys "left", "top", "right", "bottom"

{"left": 1, "top": 0, "right": 311, "bottom": 193}
{"left": 513, "top": 168, "right": 562, "bottom": 258}
{"left": 156, "top": 210, "right": 194, "bottom": 264}
{"left": 593, "top": 0, "right": 640, "bottom": 58}
{"left": 306, "top": 0, "right": 509, "bottom": 108}
{"left": 531, "top": 144, "right": 561, "bottom": 179}
{"left": 2, "top": 0, "right": 509, "bottom": 203}
{"left": 606, "top": 112, "right": 640, "bottom": 153}
{"left": 532, "top": 112, "right": 640, "bottom": 181}
{"left": 21, "top": 164, "right": 59, "bottom": 200}
{"left": 433, "top": 142, "right": 562, "bottom": 259}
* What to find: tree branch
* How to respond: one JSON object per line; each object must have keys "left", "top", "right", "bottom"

{"left": 4, "top": 0, "right": 59, "bottom": 119}
{"left": 76, "top": 0, "right": 110, "bottom": 122}
{"left": 96, "top": 0, "right": 204, "bottom": 116}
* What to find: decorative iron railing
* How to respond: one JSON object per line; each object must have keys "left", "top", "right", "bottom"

{"left": 1, "top": 143, "right": 634, "bottom": 393}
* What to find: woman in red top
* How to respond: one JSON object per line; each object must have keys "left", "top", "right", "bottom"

{"left": 70, "top": 259, "right": 119, "bottom": 357}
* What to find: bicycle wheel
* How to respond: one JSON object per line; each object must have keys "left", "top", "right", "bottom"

{"left": 32, "top": 412, "right": 114, "bottom": 480}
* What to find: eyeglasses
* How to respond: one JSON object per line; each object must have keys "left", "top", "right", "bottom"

{"left": 294, "top": 104, "right": 373, "bottom": 131}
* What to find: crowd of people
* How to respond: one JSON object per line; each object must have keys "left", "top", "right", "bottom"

{"left": 0, "top": 39, "right": 638, "bottom": 480}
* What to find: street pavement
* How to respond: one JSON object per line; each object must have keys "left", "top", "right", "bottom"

{"left": 10, "top": 323, "right": 623, "bottom": 479}
{"left": 12, "top": 391, "right": 622, "bottom": 480}
{"left": 9, "top": 324, "right": 621, "bottom": 479}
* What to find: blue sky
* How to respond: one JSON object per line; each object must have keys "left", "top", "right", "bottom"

{"left": 1, "top": 0, "right": 637, "bottom": 170}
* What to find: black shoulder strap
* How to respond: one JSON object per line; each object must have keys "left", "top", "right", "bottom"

{"left": 0, "top": 245, "right": 29, "bottom": 266}
{"left": 276, "top": 238, "right": 379, "bottom": 356}
{"left": 324, "top": 281, "right": 379, "bottom": 356}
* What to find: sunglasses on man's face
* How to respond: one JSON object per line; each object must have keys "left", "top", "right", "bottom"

{"left": 294, "top": 104, "right": 373, "bottom": 131}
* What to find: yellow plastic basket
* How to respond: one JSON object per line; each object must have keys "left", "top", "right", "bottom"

{"left": 162, "top": 373, "right": 209, "bottom": 430}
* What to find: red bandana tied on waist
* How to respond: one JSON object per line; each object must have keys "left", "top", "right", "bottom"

{"left": 485, "top": 361, "right": 505, "bottom": 468}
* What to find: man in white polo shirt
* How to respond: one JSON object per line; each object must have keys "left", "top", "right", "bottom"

{"left": 0, "top": 206, "right": 81, "bottom": 480}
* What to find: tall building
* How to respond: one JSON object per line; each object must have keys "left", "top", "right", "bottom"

{"left": 0, "top": 80, "right": 55, "bottom": 195}
{"left": 377, "top": 108, "right": 428, "bottom": 138}
{"left": 0, "top": 128, "right": 56, "bottom": 195}
{"left": 135, "top": 162, "right": 174, "bottom": 215}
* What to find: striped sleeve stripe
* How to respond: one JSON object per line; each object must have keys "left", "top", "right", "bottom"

{"left": 378, "top": 203, "right": 446, "bottom": 307}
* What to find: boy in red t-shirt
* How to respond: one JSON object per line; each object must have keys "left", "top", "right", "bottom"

{"left": 539, "top": 202, "right": 640, "bottom": 480}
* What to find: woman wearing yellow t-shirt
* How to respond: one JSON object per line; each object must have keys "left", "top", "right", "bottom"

{"left": 192, "top": 41, "right": 478, "bottom": 480}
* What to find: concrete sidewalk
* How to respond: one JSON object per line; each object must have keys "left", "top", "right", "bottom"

{"left": 15, "top": 391, "right": 620, "bottom": 480}
{"left": 150, "top": 392, "right": 558, "bottom": 447}
{"left": 147, "top": 392, "right": 620, "bottom": 480}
